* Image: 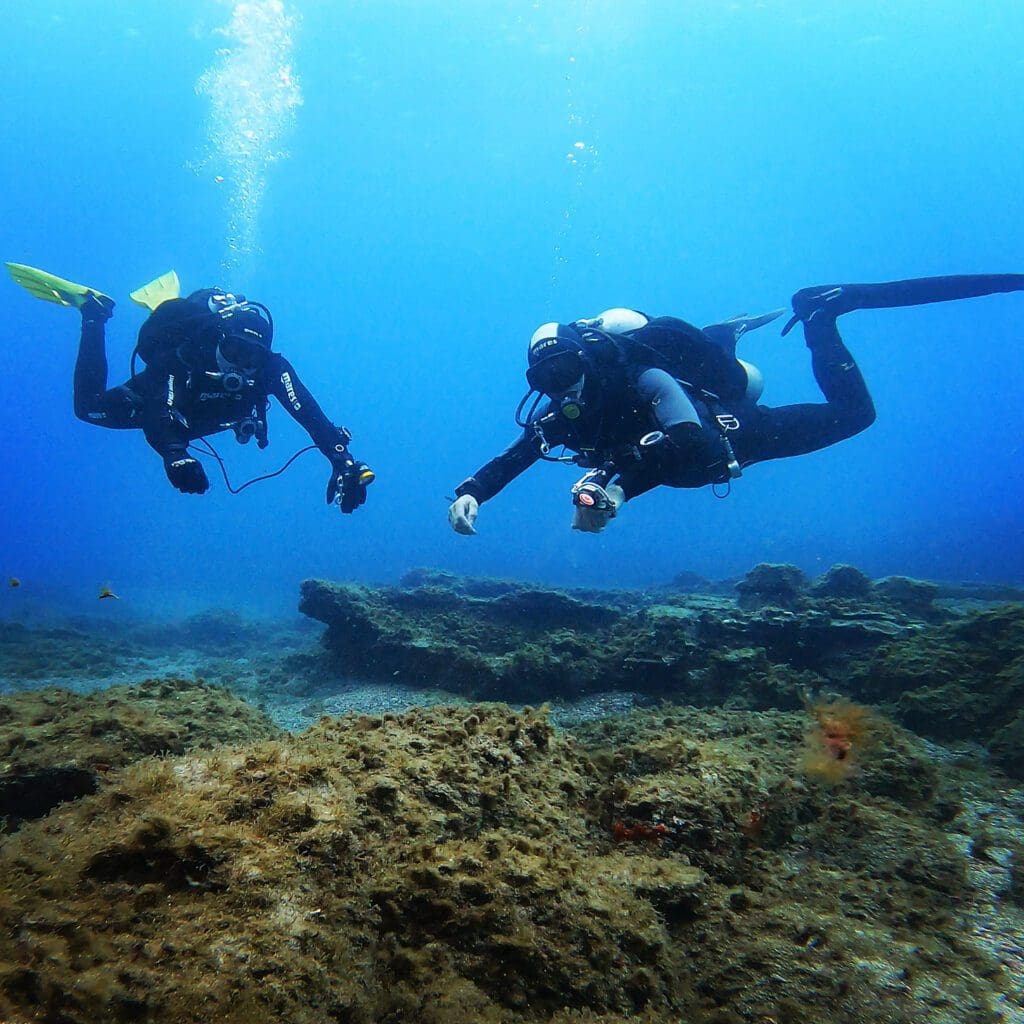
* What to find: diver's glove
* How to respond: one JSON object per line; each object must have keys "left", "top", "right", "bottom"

{"left": 163, "top": 449, "right": 209, "bottom": 494}
{"left": 448, "top": 494, "right": 480, "bottom": 535}
{"left": 326, "top": 451, "right": 374, "bottom": 513}
{"left": 571, "top": 481, "right": 624, "bottom": 534}
{"left": 80, "top": 292, "right": 115, "bottom": 324}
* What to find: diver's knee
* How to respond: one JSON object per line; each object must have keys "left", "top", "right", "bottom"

{"left": 843, "top": 398, "right": 876, "bottom": 437}
{"left": 664, "top": 421, "right": 729, "bottom": 470}
{"left": 858, "top": 401, "right": 877, "bottom": 432}
{"left": 74, "top": 399, "right": 101, "bottom": 424}
{"left": 665, "top": 421, "right": 708, "bottom": 458}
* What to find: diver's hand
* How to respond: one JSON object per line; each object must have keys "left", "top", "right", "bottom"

{"left": 163, "top": 451, "right": 209, "bottom": 494}
{"left": 448, "top": 495, "right": 479, "bottom": 535}
{"left": 571, "top": 483, "right": 624, "bottom": 533}
{"left": 79, "top": 292, "right": 115, "bottom": 324}
{"left": 327, "top": 456, "right": 374, "bottom": 513}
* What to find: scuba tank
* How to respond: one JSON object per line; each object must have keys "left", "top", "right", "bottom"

{"left": 131, "top": 289, "right": 274, "bottom": 377}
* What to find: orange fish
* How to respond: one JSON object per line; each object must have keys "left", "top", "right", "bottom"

{"left": 98, "top": 586, "right": 120, "bottom": 601}
{"left": 8, "top": 578, "right": 20, "bottom": 588}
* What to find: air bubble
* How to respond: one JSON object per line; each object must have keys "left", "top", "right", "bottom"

{"left": 195, "top": 1, "right": 303, "bottom": 275}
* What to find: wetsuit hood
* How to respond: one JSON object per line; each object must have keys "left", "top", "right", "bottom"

{"left": 526, "top": 322, "right": 587, "bottom": 395}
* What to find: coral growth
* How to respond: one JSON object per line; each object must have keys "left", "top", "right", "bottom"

{"left": 802, "top": 700, "right": 877, "bottom": 783}
{"left": 612, "top": 820, "right": 668, "bottom": 843}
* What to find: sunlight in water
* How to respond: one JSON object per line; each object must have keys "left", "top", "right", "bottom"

{"left": 195, "top": 0, "right": 303, "bottom": 276}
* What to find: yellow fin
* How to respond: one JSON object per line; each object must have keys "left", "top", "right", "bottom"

{"left": 129, "top": 270, "right": 181, "bottom": 312}
{"left": 5, "top": 261, "right": 111, "bottom": 309}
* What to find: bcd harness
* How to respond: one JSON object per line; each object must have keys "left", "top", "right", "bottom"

{"left": 164, "top": 368, "right": 270, "bottom": 448}
{"left": 523, "top": 322, "right": 747, "bottom": 484}
{"left": 530, "top": 374, "right": 745, "bottom": 486}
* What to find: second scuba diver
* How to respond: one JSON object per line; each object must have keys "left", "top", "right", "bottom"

{"left": 7, "top": 264, "right": 375, "bottom": 512}
{"left": 448, "top": 273, "right": 1024, "bottom": 535}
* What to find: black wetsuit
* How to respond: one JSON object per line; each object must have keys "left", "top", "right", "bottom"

{"left": 454, "top": 273, "right": 1024, "bottom": 506}
{"left": 73, "top": 308, "right": 350, "bottom": 473}
{"left": 455, "top": 314, "right": 871, "bottom": 502}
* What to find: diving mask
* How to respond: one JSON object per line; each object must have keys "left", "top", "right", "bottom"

{"left": 525, "top": 349, "right": 586, "bottom": 396}
{"left": 217, "top": 334, "right": 268, "bottom": 372}
{"left": 214, "top": 303, "right": 273, "bottom": 374}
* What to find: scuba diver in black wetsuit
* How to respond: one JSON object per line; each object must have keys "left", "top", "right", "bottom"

{"left": 6, "top": 263, "right": 374, "bottom": 511}
{"left": 448, "top": 273, "right": 1024, "bottom": 535}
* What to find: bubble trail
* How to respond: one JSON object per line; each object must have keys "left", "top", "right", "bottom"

{"left": 196, "top": 0, "right": 303, "bottom": 275}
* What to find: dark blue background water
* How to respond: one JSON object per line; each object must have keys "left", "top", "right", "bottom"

{"left": 3, "top": 0, "right": 1023, "bottom": 616}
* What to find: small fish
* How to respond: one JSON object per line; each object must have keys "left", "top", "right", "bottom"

{"left": 98, "top": 586, "right": 120, "bottom": 601}
{"left": 8, "top": 578, "right": 20, "bottom": 588}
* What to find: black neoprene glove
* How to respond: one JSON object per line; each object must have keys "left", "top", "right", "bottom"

{"left": 163, "top": 450, "right": 209, "bottom": 494}
{"left": 326, "top": 452, "right": 374, "bottom": 513}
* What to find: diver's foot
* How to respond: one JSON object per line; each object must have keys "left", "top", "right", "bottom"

{"left": 794, "top": 284, "right": 850, "bottom": 319}
{"left": 80, "top": 292, "right": 115, "bottom": 323}
{"left": 782, "top": 284, "right": 862, "bottom": 335}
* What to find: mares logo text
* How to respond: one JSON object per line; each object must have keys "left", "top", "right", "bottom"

{"left": 281, "top": 372, "right": 302, "bottom": 411}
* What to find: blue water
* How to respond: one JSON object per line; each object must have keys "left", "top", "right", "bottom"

{"left": 2, "top": 0, "right": 1023, "bottom": 617}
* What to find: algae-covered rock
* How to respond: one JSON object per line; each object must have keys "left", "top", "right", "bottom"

{"left": 292, "top": 574, "right": 1024, "bottom": 780}
{"left": 696, "top": 603, "right": 912, "bottom": 675}
{"left": 0, "top": 677, "right": 279, "bottom": 830}
{"left": 735, "top": 563, "right": 810, "bottom": 611}
{"left": 811, "top": 564, "right": 875, "bottom": 600}
{"left": 988, "top": 708, "right": 1024, "bottom": 778}
{"left": 0, "top": 613, "right": 311, "bottom": 696}
{"left": 0, "top": 703, "right": 689, "bottom": 1023}
{"left": 566, "top": 706, "right": 994, "bottom": 1024}
{"left": 0, "top": 697, "right": 1005, "bottom": 1024}
{"left": 875, "top": 575, "right": 941, "bottom": 619}
{"left": 0, "top": 620, "right": 125, "bottom": 682}
{"left": 298, "top": 573, "right": 933, "bottom": 707}
{"left": 850, "top": 605, "right": 1024, "bottom": 769}
{"left": 127, "top": 608, "right": 267, "bottom": 654}
{"left": 299, "top": 577, "right": 631, "bottom": 702}
{"left": 1008, "top": 848, "right": 1024, "bottom": 907}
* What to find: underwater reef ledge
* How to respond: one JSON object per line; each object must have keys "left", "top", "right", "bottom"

{"left": 0, "top": 677, "right": 279, "bottom": 831}
{"left": 0, "top": 695, "right": 1020, "bottom": 1024}
{"left": 299, "top": 565, "right": 1024, "bottom": 776}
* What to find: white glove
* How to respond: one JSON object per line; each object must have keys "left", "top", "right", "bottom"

{"left": 571, "top": 483, "right": 624, "bottom": 533}
{"left": 448, "top": 494, "right": 480, "bottom": 535}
